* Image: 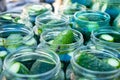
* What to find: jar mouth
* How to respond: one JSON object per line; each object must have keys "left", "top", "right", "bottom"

{"left": 71, "top": 48, "right": 120, "bottom": 74}
{"left": 91, "top": 29, "right": 120, "bottom": 45}
{"left": 40, "top": 28, "right": 83, "bottom": 47}
{"left": 3, "top": 47, "right": 60, "bottom": 78}
{"left": 74, "top": 10, "right": 110, "bottom": 23}
{"left": 0, "top": 23, "right": 34, "bottom": 45}
{"left": 35, "top": 14, "right": 69, "bottom": 27}
{"left": 24, "top": 3, "right": 52, "bottom": 16}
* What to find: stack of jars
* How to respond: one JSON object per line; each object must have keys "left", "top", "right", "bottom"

{"left": 0, "top": 1, "right": 120, "bottom": 80}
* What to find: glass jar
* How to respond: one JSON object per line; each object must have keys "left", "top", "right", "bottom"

{"left": 74, "top": 10, "right": 110, "bottom": 43}
{"left": 2, "top": 47, "right": 64, "bottom": 80}
{"left": 0, "top": 23, "right": 37, "bottom": 60}
{"left": 60, "top": 3, "right": 86, "bottom": 28}
{"left": 90, "top": 28, "right": 120, "bottom": 52}
{"left": 21, "top": 3, "right": 52, "bottom": 26}
{"left": 66, "top": 46, "right": 120, "bottom": 80}
{"left": 34, "top": 14, "right": 69, "bottom": 44}
{"left": 92, "top": 0, "right": 120, "bottom": 24}
{"left": 40, "top": 28, "right": 83, "bottom": 71}
{"left": 0, "top": 12, "right": 32, "bottom": 27}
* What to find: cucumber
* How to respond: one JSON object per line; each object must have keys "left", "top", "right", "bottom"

{"left": 51, "top": 30, "right": 75, "bottom": 54}
{"left": 104, "top": 58, "right": 120, "bottom": 68}
{"left": 99, "top": 34, "right": 114, "bottom": 42}
{"left": 30, "top": 60, "right": 55, "bottom": 74}
{"left": 9, "top": 62, "right": 29, "bottom": 74}
{"left": 53, "top": 30, "right": 74, "bottom": 44}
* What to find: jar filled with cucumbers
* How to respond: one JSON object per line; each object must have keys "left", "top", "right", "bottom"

{"left": 39, "top": 28, "right": 84, "bottom": 71}
{"left": 34, "top": 14, "right": 69, "bottom": 44}
{"left": 66, "top": 46, "right": 120, "bottom": 80}
{"left": 21, "top": 3, "right": 52, "bottom": 26}
{"left": 90, "top": 28, "right": 120, "bottom": 53}
{"left": 0, "top": 23, "right": 37, "bottom": 60}
{"left": 2, "top": 47, "right": 64, "bottom": 80}
{"left": 74, "top": 10, "right": 110, "bottom": 43}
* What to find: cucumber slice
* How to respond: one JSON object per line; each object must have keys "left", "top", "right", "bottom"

{"left": 107, "top": 58, "right": 120, "bottom": 68}
{"left": 10, "top": 62, "right": 29, "bottom": 74}
{"left": 100, "top": 34, "right": 114, "bottom": 42}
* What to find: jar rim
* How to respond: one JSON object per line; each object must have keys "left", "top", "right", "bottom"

{"left": 3, "top": 47, "right": 61, "bottom": 78}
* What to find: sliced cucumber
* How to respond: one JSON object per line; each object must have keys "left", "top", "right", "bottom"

{"left": 100, "top": 34, "right": 114, "bottom": 42}
{"left": 107, "top": 58, "right": 120, "bottom": 68}
{"left": 10, "top": 62, "right": 29, "bottom": 74}
{"left": 0, "top": 51, "right": 7, "bottom": 58}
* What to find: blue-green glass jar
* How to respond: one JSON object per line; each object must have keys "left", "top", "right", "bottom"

{"left": 2, "top": 47, "right": 64, "bottom": 80}
{"left": 66, "top": 46, "right": 120, "bottom": 80}
{"left": 74, "top": 10, "right": 110, "bottom": 43}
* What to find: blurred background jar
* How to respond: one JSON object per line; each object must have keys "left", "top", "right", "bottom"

{"left": 0, "top": 12, "right": 32, "bottom": 27}
{"left": 39, "top": 28, "right": 83, "bottom": 72}
{"left": 34, "top": 14, "right": 69, "bottom": 44}
{"left": 0, "top": 0, "right": 7, "bottom": 12}
{"left": 89, "top": 28, "right": 120, "bottom": 53}
{"left": 59, "top": 3, "right": 86, "bottom": 28}
{"left": 66, "top": 46, "right": 120, "bottom": 80}
{"left": 0, "top": 23, "right": 37, "bottom": 60}
{"left": 2, "top": 47, "right": 64, "bottom": 80}
{"left": 73, "top": 10, "right": 110, "bottom": 44}
{"left": 92, "top": 0, "right": 120, "bottom": 25}
{"left": 21, "top": 3, "right": 52, "bottom": 26}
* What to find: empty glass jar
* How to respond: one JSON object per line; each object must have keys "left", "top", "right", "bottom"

{"left": 0, "top": 23, "right": 37, "bottom": 60}
{"left": 66, "top": 46, "right": 120, "bottom": 80}
{"left": 2, "top": 47, "right": 64, "bottom": 80}
{"left": 74, "top": 10, "right": 110, "bottom": 43}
